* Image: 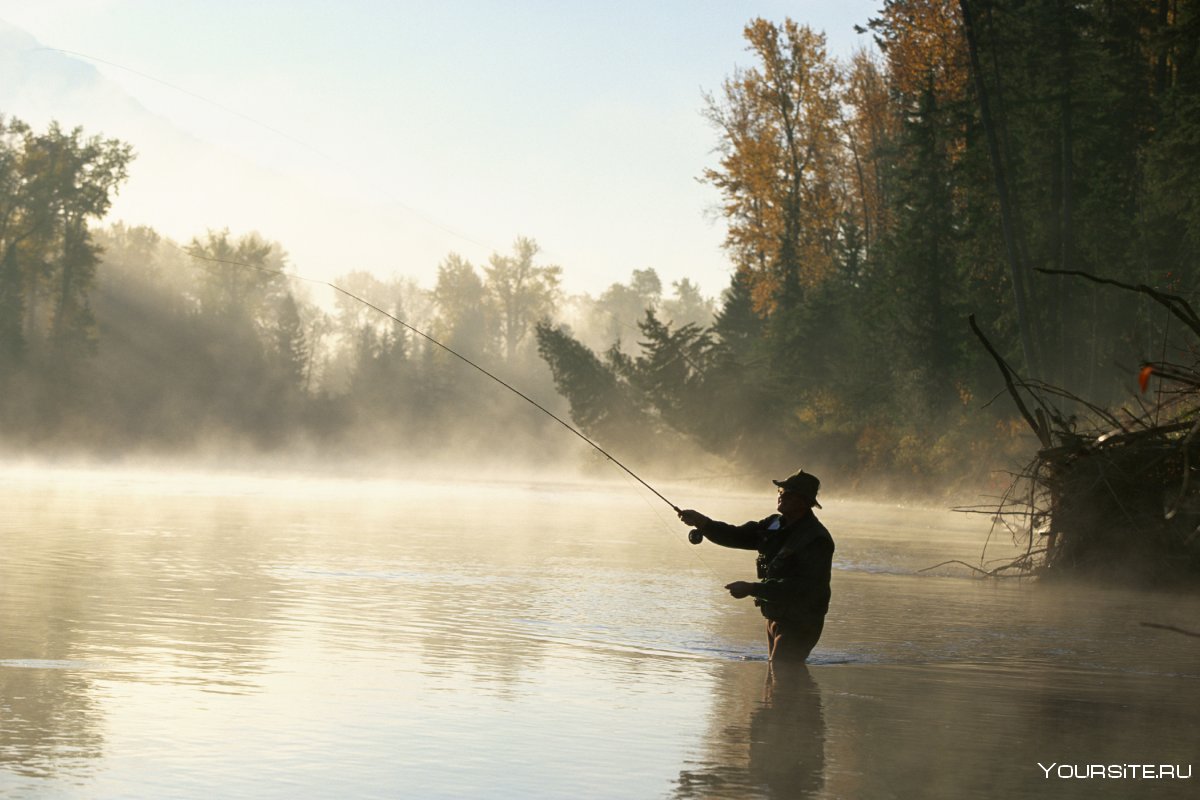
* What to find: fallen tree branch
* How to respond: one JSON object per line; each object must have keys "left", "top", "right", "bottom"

{"left": 918, "top": 556, "right": 1040, "bottom": 578}
{"left": 1036, "top": 268, "right": 1200, "bottom": 339}
{"left": 968, "top": 314, "right": 1045, "bottom": 444}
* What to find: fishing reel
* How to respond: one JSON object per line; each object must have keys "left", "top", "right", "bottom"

{"left": 688, "top": 529, "right": 704, "bottom": 545}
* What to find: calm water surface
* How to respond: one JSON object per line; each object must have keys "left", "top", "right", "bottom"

{"left": 1, "top": 465, "right": 1197, "bottom": 798}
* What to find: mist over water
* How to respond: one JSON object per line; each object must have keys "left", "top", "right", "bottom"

{"left": 2, "top": 465, "right": 1197, "bottom": 799}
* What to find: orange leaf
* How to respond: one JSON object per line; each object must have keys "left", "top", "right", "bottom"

{"left": 1138, "top": 365, "right": 1154, "bottom": 394}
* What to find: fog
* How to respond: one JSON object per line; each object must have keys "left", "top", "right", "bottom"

{"left": 0, "top": 207, "right": 1009, "bottom": 504}
{"left": 7, "top": 6, "right": 1200, "bottom": 798}
{"left": 4, "top": 463, "right": 1197, "bottom": 798}
{"left": 4, "top": 4, "right": 1195, "bottom": 509}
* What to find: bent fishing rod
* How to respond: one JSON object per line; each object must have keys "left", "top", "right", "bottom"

{"left": 177, "top": 245, "right": 683, "bottom": 513}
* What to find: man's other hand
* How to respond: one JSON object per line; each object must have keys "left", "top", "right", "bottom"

{"left": 725, "top": 581, "right": 754, "bottom": 599}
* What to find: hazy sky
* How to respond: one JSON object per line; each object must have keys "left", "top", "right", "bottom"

{"left": 0, "top": 0, "right": 881, "bottom": 298}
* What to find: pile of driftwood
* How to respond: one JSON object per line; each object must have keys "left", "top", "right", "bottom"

{"left": 965, "top": 271, "right": 1200, "bottom": 585}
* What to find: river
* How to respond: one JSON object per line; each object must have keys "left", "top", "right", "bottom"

{"left": 1, "top": 464, "right": 1197, "bottom": 798}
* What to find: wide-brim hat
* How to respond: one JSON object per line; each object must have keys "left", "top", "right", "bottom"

{"left": 773, "top": 469, "right": 822, "bottom": 508}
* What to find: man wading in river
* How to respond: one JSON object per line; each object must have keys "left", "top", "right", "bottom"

{"left": 678, "top": 470, "right": 834, "bottom": 662}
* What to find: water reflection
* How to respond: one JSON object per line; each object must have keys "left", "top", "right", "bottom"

{"left": 0, "top": 480, "right": 300, "bottom": 787}
{"left": 0, "top": 661, "right": 104, "bottom": 780}
{"left": 815, "top": 663, "right": 1200, "bottom": 799}
{"left": 751, "top": 664, "right": 825, "bottom": 796}
{"left": 3, "top": 469, "right": 1199, "bottom": 798}
{"left": 675, "top": 663, "right": 826, "bottom": 799}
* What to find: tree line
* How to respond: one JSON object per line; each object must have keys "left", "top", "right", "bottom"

{"left": 537, "top": 0, "right": 1200, "bottom": 492}
{"left": 0, "top": 119, "right": 713, "bottom": 465}
{"left": 4, "top": 1, "right": 1197, "bottom": 492}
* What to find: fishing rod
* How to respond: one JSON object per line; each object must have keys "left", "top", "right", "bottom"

{"left": 176, "top": 244, "right": 683, "bottom": 514}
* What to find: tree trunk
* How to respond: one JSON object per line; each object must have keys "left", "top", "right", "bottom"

{"left": 53, "top": 216, "right": 81, "bottom": 348}
{"left": 1057, "top": 0, "right": 1077, "bottom": 390}
{"left": 959, "top": 0, "right": 1041, "bottom": 378}
{"left": 0, "top": 244, "right": 25, "bottom": 360}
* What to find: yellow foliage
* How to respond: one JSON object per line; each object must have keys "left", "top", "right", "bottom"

{"left": 842, "top": 49, "right": 900, "bottom": 253}
{"left": 855, "top": 424, "right": 892, "bottom": 470}
{"left": 956, "top": 380, "right": 973, "bottom": 406}
{"left": 702, "top": 17, "right": 845, "bottom": 314}
{"left": 874, "top": 0, "right": 969, "bottom": 105}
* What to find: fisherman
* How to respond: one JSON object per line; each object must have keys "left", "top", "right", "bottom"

{"left": 678, "top": 469, "right": 834, "bottom": 662}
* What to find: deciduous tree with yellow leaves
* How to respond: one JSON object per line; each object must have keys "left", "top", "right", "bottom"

{"left": 702, "top": 18, "right": 845, "bottom": 313}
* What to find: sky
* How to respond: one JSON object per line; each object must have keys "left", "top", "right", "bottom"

{"left": 0, "top": 0, "right": 881, "bottom": 299}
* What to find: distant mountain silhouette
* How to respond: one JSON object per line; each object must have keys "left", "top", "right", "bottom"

{"left": 0, "top": 20, "right": 174, "bottom": 139}
{"left": 0, "top": 18, "right": 422, "bottom": 280}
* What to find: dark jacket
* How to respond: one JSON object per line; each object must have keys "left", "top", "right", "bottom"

{"left": 701, "top": 512, "right": 834, "bottom": 620}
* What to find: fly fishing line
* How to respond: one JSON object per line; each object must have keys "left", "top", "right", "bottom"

{"left": 175, "top": 243, "right": 685, "bottom": 514}
{"left": 34, "top": 44, "right": 694, "bottom": 526}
